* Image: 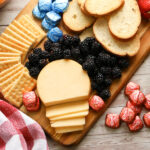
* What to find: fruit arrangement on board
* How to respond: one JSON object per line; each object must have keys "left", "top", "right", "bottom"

{"left": 0, "top": 0, "right": 150, "bottom": 137}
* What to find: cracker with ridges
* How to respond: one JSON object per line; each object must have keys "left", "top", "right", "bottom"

{"left": 0, "top": 63, "right": 21, "bottom": 78}
{"left": 0, "top": 37, "right": 27, "bottom": 53}
{"left": 0, "top": 52, "right": 20, "bottom": 57}
{"left": 0, "top": 64, "right": 23, "bottom": 84}
{"left": 0, "top": 43, "right": 22, "bottom": 54}
{"left": 1, "top": 33, "right": 30, "bottom": 50}
{"left": 5, "top": 71, "right": 36, "bottom": 107}
{"left": 18, "top": 15, "right": 46, "bottom": 46}
{"left": 12, "top": 20, "right": 37, "bottom": 41}
{"left": 4, "top": 28, "right": 32, "bottom": 46}
{"left": 8, "top": 24, "right": 35, "bottom": 44}
{"left": 0, "top": 59, "right": 20, "bottom": 72}
{"left": 0, "top": 57, "right": 20, "bottom": 61}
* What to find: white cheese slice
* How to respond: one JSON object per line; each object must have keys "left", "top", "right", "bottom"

{"left": 37, "top": 59, "right": 91, "bottom": 106}
{"left": 46, "top": 100, "right": 89, "bottom": 118}
{"left": 51, "top": 118, "right": 85, "bottom": 127}
{"left": 50, "top": 110, "right": 89, "bottom": 122}
{"left": 55, "top": 126, "right": 84, "bottom": 133}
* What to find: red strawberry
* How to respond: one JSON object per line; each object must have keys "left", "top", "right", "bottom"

{"left": 125, "top": 82, "right": 140, "bottom": 96}
{"left": 129, "top": 90, "right": 145, "bottom": 106}
{"left": 105, "top": 113, "right": 120, "bottom": 128}
{"left": 128, "top": 116, "right": 144, "bottom": 132}
{"left": 126, "top": 100, "right": 142, "bottom": 115}
{"left": 26, "top": 97, "right": 40, "bottom": 111}
{"left": 138, "top": 0, "right": 150, "bottom": 19}
{"left": 120, "top": 107, "right": 135, "bottom": 123}
{"left": 89, "top": 95, "right": 105, "bottom": 111}
{"left": 144, "top": 94, "right": 150, "bottom": 110}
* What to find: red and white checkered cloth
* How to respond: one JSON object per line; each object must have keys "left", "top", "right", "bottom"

{"left": 0, "top": 100, "right": 49, "bottom": 150}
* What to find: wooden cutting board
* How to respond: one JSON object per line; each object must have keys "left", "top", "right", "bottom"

{"left": 4, "top": 0, "right": 150, "bottom": 146}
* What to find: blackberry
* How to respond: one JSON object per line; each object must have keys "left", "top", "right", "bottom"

{"left": 91, "top": 80, "right": 98, "bottom": 90}
{"left": 77, "top": 57, "right": 84, "bottom": 64}
{"left": 100, "top": 66, "right": 111, "bottom": 75}
{"left": 44, "top": 40, "right": 53, "bottom": 52}
{"left": 109, "top": 55, "right": 117, "bottom": 67}
{"left": 28, "top": 53, "right": 39, "bottom": 64}
{"left": 84, "top": 37, "right": 95, "bottom": 47}
{"left": 118, "top": 57, "right": 129, "bottom": 69}
{"left": 90, "top": 41, "right": 101, "bottom": 55}
{"left": 39, "top": 51, "right": 50, "bottom": 59}
{"left": 97, "top": 52, "right": 111, "bottom": 66}
{"left": 29, "top": 67, "right": 40, "bottom": 78}
{"left": 95, "top": 73, "right": 104, "bottom": 84}
{"left": 82, "top": 59, "right": 95, "bottom": 72}
{"left": 71, "top": 48, "right": 80, "bottom": 59}
{"left": 79, "top": 41, "right": 89, "bottom": 56}
{"left": 60, "top": 35, "right": 73, "bottom": 47}
{"left": 39, "top": 59, "right": 48, "bottom": 69}
{"left": 71, "top": 36, "right": 80, "bottom": 47}
{"left": 33, "top": 48, "right": 42, "bottom": 55}
{"left": 49, "top": 47, "right": 63, "bottom": 61}
{"left": 25, "top": 61, "right": 31, "bottom": 69}
{"left": 99, "top": 89, "right": 111, "bottom": 100}
{"left": 86, "top": 55, "right": 95, "bottom": 61}
{"left": 104, "top": 78, "right": 112, "bottom": 87}
{"left": 63, "top": 49, "right": 71, "bottom": 58}
{"left": 51, "top": 42, "right": 61, "bottom": 48}
{"left": 112, "top": 67, "right": 122, "bottom": 79}
{"left": 87, "top": 67, "right": 98, "bottom": 79}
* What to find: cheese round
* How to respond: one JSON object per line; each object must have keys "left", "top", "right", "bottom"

{"left": 37, "top": 59, "right": 91, "bottom": 106}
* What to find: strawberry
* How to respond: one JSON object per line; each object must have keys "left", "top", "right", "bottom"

{"left": 138, "top": 0, "right": 150, "bottom": 19}
{"left": 144, "top": 94, "right": 150, "bottom": 110}
{"left": 89, "top": 95, "right": 105, "bottom": 111}
{"left": 143, "top": 112, "right": 150, "bottom": 127}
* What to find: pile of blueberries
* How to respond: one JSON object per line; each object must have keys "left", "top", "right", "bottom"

{"left": 25, "top": 35, "right": 129, "bottom": 101}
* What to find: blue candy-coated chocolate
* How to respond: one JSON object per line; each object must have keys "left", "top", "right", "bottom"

{"left": 42, "top": 18, "right": 55, "bottom": 31}
{"left": 38, "top": 0, "right": 52, "bottom": 12}
{"left": 45, "top": 11, "right": 61, "bottom": 25}
{"left": 52, "top": 0, "right": 69, "bottom": 13}
{"left": 47, "top": 27, "right": 63, "bottom": 42}
{"left": 32, "top": 5, "right": 46, "bottom": 19}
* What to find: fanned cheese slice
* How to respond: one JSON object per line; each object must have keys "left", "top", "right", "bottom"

{"left": 55, "top": 126, "right": 84, "bottom": 133}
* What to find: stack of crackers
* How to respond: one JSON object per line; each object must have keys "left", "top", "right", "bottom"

{"left": 0, "top": 15, "right": 46, "bottom": 107}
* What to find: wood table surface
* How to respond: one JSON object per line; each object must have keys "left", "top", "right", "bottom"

{"left": 0, "top": 0, "right": 150, "bottom": 149}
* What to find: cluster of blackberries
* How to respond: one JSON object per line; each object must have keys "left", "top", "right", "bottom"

{"left": 25, "top": 35, "right": 129, "bottom": 101}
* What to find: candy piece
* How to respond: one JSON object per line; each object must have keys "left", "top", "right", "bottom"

{"left": 27, "top": 97, "right": 40, "bottom": 111}
{"left": 38, "top": 0, "right": 52, "bottom": 12}
{"left": 23, "top": 91, "right": 37, "bottom": 108}
{"left": 32, "top": 5, "right": 46, "bottom": 19}
{"left": 105, "top": 114, "right": 120, "bottom": 128}
{"left": 120, "top": 107, "right": 135, "bottom": 123}
{"left": 128, "top": 116, "right": 143, "bottom": 132}
{"left": 126, "top": 101, "right": 142, "bottom": 115}
{"left": 129, "top": 90, "right": 145, "bottom": 106}
{"left": 125, "top": 82, "right": 140, "bottom": 96}
{"left": 45, "top": 11, "right": 61, "bottom": 25}
{"left": 143, "top": 112, "right": 150, "bottom": 127}
{"left": 47, "top": 27, "right": 63, "bottom": 42}
{"left": 42, "top": 18, "right": 55, "bottom": 31}
{"left": 144, "top": 94, "right": 150, "bottom": 110}
{"left": 23, "top": 91, "right": 40, "bottom": 111}
{"left": 52, "top": 0, "right": 69, "bottom": 13}
{"left": 89, "top": 95, "right": 105, "bottom": 111}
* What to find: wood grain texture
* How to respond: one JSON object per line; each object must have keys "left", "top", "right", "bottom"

{"left": 0, "top": 0, "right": 150, "bottom": 149}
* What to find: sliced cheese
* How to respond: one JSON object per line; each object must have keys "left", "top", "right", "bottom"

{"left": 46, "top": 100, "right": 89, "bottom": 118}
{"left": 55, "top": 126, "right": 84, "bottom": 133}
{"left": 50, "top": 111, "right": 89, "bottom": 122}
{"left": 51, "top": 118, "right": 85, "bottom": 127}
{"left": 37, "top": 59, "right": 91, "bottom": 106}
